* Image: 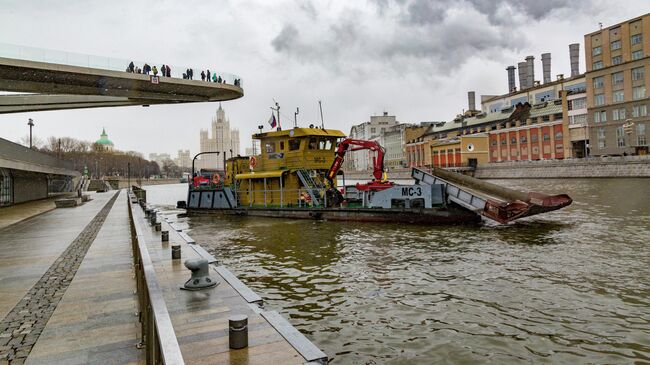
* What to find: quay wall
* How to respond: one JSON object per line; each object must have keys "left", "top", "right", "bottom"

{"left": 106, "top": 178, "right": 180, "bottom": 189}
{"left": 342, "top": 156, "right": 650, "bottom": 180}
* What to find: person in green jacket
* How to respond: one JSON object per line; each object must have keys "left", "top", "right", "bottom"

{"left": 152, "top": 65, "right": 158, "bottom": 76}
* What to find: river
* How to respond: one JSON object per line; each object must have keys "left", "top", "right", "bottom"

{"left": 144, "top": 179, "right": 650, "bottom": 364}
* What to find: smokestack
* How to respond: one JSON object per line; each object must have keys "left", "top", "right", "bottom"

{"left": 518, "top": 61, "right": 528, "bottom": 90}
{"left": 541, "top": 53, "right": 551, "bottom": 84}
{"left": 506, "top": 65, "right": 516, "bottom": 93}
{"left": 526, "top": 55, "right": 535, "bottom": 88}
{"left": 468, "top": 91, "right": 476, "bottom": 111}
{"left": 569, "top": 43, "right": 580, "bottom": 76}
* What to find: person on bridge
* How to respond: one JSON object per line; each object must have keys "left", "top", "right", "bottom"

{"left": 166, "top": 65, "right": 171, "bottom": 77}
{"left": 128, "top": 61, "right": 134, "bottom": 73}
{"left": 201, "top": 71, "right": 206, "bottom": 81}
{"left": 152, "top": 65, "right": 158, "bottom": 76}
{"left": 143, "top": 63, "right": 150, "bottom": 75}
{"left": 206, "top": 70, "right": 211, "bottom": 82}
{"left": 161, "top": 64, "right": 165, "bottom": 76}
{"left": 212, "top": 73, "right": 217, "bottom": 82}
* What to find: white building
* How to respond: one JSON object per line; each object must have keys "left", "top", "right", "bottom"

{"left": 148, "top": 153, "right": 171, "bottom": 169}
{"left": 380, "top": 124, "right": 411, "bottom": 169}
{"left": 199, "top": 105, "right": 241, "bottom": 170}
{"left": 346, "top": 112, "right": 399, "bottom": 171}
{"left": 175, "top": 149, "right": 191, "bottom": 171}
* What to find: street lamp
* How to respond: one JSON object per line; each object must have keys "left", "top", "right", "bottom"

{"left": 27, "top": 118, "right": 34, "bottom": 148}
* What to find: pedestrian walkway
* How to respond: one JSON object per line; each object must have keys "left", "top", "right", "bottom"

{"left": 25, "top": 190, "right": 142, "bottom": 364}
{"left": 0, "top": 194, "right": 75, "bottom": 230}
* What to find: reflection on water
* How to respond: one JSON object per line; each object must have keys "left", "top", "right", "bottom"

{"left": 147, "top": 179, "right": 650, "bottom": 364}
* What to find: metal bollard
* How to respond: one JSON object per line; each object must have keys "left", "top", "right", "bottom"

{"left": 182, "top": 258, "right": 218, "bottom": 290}
{"left": 145, "top": 208, "right": 151, "bottom": 217}
{"left": 161, "top": 231, "right": 169, "bottom": 242}
{"left": 155, "top": 222, "right": 161, "bottom": 231}
{"left": 150, "top": 212, "right": 157, "bottom": 225}
{"left": 171, "top": 245, "right": 181, "bottom": 260}
{"left": 229, "top": 315, "right": 248, "bottom": 349}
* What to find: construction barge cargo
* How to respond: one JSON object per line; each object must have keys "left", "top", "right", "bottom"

{"left": 185, "top": 127, "right": 572, "bottom": 224}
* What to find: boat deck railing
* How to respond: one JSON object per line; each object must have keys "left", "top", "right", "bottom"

{"left": 127, "top": 192, "right": 185, "bottom": 365}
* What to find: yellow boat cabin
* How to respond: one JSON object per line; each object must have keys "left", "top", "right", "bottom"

{"left": 224, "top": 127, "right": 346, "bottom": 207}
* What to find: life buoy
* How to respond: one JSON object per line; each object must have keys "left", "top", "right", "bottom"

{"left": 249, "top": 156, "right": 257, "bottom": 169}
{"left": 212, "top": 174, "right": 221, "bottom": 184}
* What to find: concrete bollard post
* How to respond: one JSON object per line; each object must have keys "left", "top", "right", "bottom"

{"left": 171, "top": 245, "right": 181, "bottom": 260}
{"left": 150, "top": 212, "right": 157, "bottom": 226}
{"left": 229, "top": 315, "right": 248, "bottom": 349}
{"left": 155, "top": 222, "right": 161, "bottom": 231}
{"left": 161, "top": 231, "right": 169, "bottom": 242}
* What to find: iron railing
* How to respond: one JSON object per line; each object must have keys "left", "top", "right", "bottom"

{"left": 127, "top": 192, "right": 185, "bottom": 365}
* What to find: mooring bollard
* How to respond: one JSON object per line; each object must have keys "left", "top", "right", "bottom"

{"left": 145, "top": 208, "right": 151, "bottom": 217}
{"left": 171, "top": 245, "right": 181, "bottom": 260}
{"left": 182, "top": 258, "right": 218, "bottom": 290}
{"left": 150, "top": 212, "right": 157, "bottom": 225}
{"left": 161, "top": 230, "right": 169, "bottom": 242}
{"left": 155, "top": 222, "right": 161, "bottom": 231}
{"left": 229, "top": 315, "right": 248, "bottom": 349}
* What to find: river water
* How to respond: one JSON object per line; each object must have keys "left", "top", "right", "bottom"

{"left": 144, "top": 179, "right": 650, "bottom": 364}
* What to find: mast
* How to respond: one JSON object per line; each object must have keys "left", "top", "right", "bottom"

{"left": 318, "top": 100, "right": 324, "bottom": 129}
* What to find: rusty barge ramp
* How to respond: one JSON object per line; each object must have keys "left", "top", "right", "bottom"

{"left": 412, "top": 168, "right": 572, "bottom": 224}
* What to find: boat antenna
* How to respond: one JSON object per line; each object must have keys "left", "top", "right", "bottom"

{"left": 294, "top": 107, "right": 299, "bottom": 128}
{"left": 318, "top": 100, "right": 325, "bottom": 129}
{"left": 271, "top": 100, "right": 281, "bottom": 131}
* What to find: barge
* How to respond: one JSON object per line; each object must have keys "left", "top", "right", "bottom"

{"left": 185, "top": 127, "right": 572, "bottom": 224}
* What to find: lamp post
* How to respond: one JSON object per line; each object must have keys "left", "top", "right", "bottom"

{"left": 27, "top": 118, "right": 34, "bottom": 148}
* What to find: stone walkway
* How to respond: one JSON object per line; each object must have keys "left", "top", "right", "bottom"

{"left": 0, "top": 195, "right": 74, "bottom": 230}
{"left": 0, "top": 191, "right": 143, "bottom": 365}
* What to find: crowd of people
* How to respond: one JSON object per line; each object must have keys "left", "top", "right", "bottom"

{"left": 125, "top": 61, "right": 241, "bottom": 87}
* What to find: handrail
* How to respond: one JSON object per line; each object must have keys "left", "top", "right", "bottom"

{"left": 127, "top": 193, "right": 185, "bottom": 365}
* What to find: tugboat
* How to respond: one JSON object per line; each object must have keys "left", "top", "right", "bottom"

{"left": 185, "top": 126, "right": 572, "bottom": 224}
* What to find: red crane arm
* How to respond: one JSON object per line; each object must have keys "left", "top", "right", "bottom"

{"left": 326, "top": 138, "right": 386, "bottom": 185}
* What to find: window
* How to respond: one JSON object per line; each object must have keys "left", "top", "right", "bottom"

{"left": 531, "top": 134, "right": 538, "bottom": 142}
{"left": 613, "top": 90, "right": 625, "bottom": 103}
{"left": 370, "top": 127, "right": 376, "bottom": 133}
{"left": 279, "top": 141, "right": 285, "bottom": 150}
{"left": 501, "top": 138, "right": 507, "bottom": 145}
{"left": 568, "top": 97, "right": 587, "bottom": 110}
{"left": 594, "top": 93, "right": 605, "bottom": 106}
{"left": 569, "top": 114, "right": 587, "bottom": 125}
{"left": 631, "top": 33, "right": 643, "bottom": 45}
{"left": 633, "top": 50, "right": 644, "bottom": 60}
{"left": 511, "top": 137, "right": 517, "bottom": 144}
{"left": 598, "top": 128, "right": 606, "bottom": 149}
{"left": 593, "top": 61, "right": 604, "bottom": 70}
{"left": 288, "top": 138, "right": 301, "bottom": 151}
{"left": 543, "top": 133, "right": 550, "bottom": 141}
{"left": 592, "top": 46, "right": 602, "bottom": 56}
{"left": 612, "top": 72, "right": 624, "bottom": 86}
{"left": 594, "top": 110, "right": 607, "bottom": 123}
{"left": 521, "top": 135, "right": 527, "bottom": 143}
{"left": 555, "top": 131, "right": 563, "bottom": 139}
{"left": 617, "top": 126, "right": 626, "bottom": 147}
{"left": 639, "top": 135, "right": 648, "bottom": 146}
{"left": 612, "top": 56, "right": 623, "bottom": 65}
{"left": 593, "top": 76, "right": 604, "bottom": 89}
{"left": 491, "top": 139, "right": 497, "bottom": 146}
{"left": 611, "top": 40, "right": 622, "bottom": 51}
{"left": 308, "top": 137, "right": 317, "bottom": 149}
{"left": 612, "top": 108, "right": 626, "bottom": 120}
{"left": 633, "top": 86, "right": 646, "bottom": 100}
{"left": 265, "top": 142, "right": 276, "bottom": 153}
{"left": 638, "top": 123, "right": 647, "bottom": 145}
{"left": 632, "top": 104, "right": 648, "bottom": 117}
{"left": 632, "top": 66, "right": 645, "bottom": 81}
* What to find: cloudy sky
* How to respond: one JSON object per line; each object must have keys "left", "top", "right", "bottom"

{"left": 1, "top": 0, "right": 648, "bottom": 157}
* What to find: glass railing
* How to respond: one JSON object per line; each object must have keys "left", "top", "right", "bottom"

{"left": 0, "top": 42, "right": 243, "bottom": 88}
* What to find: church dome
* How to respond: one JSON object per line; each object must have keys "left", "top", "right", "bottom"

{"left": 95, "top": 128, "right": 114, "bottom": 147}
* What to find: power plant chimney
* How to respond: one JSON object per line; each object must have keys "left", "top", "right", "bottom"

{"left": 468, "top": 91, "right": 476, "bottom": 111}
{"left": 569, "top": 43, "right": 580, "bottom": 76}
{"left": 518, "top": 61, "right": 528, "bottom": 90}
{"left": 541, "top": 53, "right": 551, "bottom": 84}
{"left": 526, "top": 55, "right": 535, "bottom": 88}
{"left": 506, "top": 65, "right": 516, "bottom": 92}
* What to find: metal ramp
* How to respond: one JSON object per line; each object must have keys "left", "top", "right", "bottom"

{"left": 412, "top": 168, "right": 572, "bottom": 224}
{"left": 296, "top": 169, "right": 324, "bottom": 207}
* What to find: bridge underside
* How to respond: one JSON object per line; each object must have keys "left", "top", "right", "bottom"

{"left": 0, "top": 57, "right": 244, "bottom": 113}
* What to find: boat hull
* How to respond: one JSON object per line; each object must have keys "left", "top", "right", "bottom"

{"left": 187, "top": 206, "right": 481, "bottom": 225}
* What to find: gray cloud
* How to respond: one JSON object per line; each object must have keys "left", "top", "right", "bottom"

{"left": 271, "top": 24, "right": 299, "bottom": 52}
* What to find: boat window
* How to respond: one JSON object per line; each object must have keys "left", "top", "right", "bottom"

{"left": 265, "top": 142, "right": 276, "bottom": 153}
{"left": 279, "top": 141, "right": 285, "bottom": 151}
{"left": 325, "top": 140, "right": 333, "bottom": 150}
{"left": 289, "top": 139, "right": 301, "bottom": 151}
{"left": 318, "top": 139, "right": 326, "bottom": 150}
{"left": 308, "top": 138, "right": 317, "bottom": 149}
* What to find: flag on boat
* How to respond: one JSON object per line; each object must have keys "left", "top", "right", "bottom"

{"left": 268, "top": 113, "right": 277, "bottom": 128}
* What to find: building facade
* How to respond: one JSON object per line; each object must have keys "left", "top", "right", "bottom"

{"left": 199, "top": 105, "right": 241, "bottom": 170}
{"left": 585, "top": 13, "right": 650, "bottom": 155}
{"left": 175, "top": 149, "right": 191, "bottom": 170}
{"left": 346, "top": 112, "right": 400, "bottom": 170}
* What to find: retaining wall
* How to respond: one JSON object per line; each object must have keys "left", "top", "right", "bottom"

{"left": 474, "top": 156, "right": 650, "bottom": 178}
